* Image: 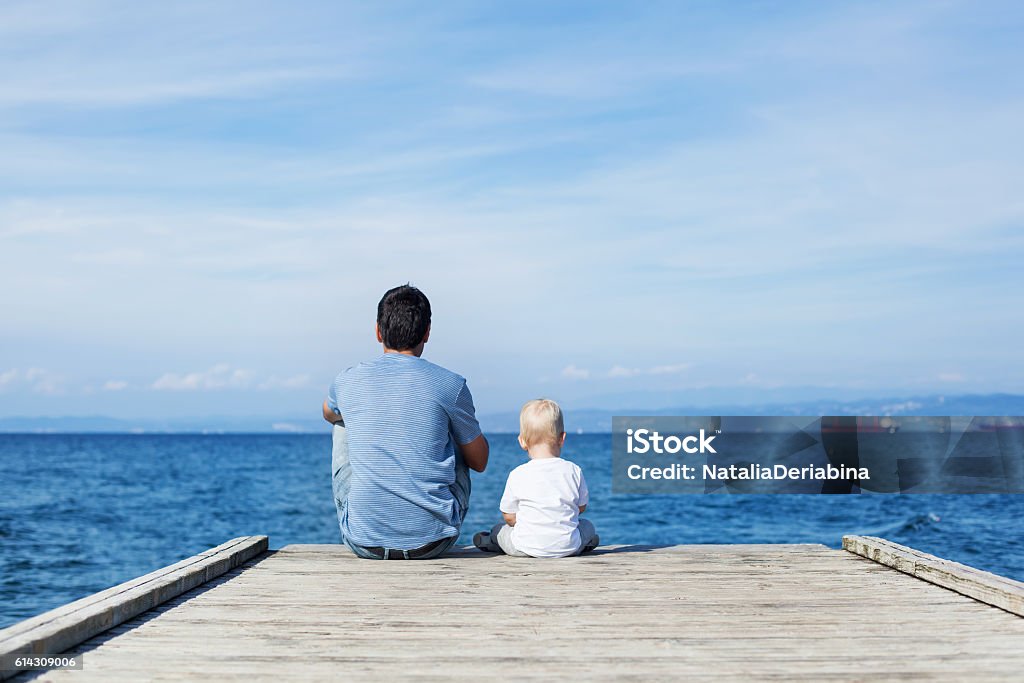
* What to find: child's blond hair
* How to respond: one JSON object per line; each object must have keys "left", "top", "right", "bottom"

{"left": 519, "top": 398, "right": 565, "bottom": 448}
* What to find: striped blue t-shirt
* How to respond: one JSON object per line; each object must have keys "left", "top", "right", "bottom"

{"left": 327, "top": 353, "right": 482, "bottom": 550}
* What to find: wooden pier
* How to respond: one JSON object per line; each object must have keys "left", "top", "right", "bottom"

{"left": 3, "top": 536, "right": 1023, "bottom": 681}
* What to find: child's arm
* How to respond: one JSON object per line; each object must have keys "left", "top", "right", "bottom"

{"left": 499, "top": 473, "right": 518, "bottom": 526}
{"left": 578, "top": 504, "right": 587, "bottom": 513}
{"left": 577, "top": 469, "right": 590, "bottom": 514}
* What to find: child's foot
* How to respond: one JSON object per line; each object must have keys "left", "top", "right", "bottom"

{"left": 581, "top": 534, "right": 600, "bottom": 554}
{"left": 473, "top": 531, "right": 495, "bottom": 552}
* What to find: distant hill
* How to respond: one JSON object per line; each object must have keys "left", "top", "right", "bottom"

{"left": 0, "top": 415, "right": 326, "bottom": 434}
{"left": 1, "top": 393, "right": 1022, "bottom": 434}
{"left": 478, "top": 393, "right": 1024, "bottom": 433}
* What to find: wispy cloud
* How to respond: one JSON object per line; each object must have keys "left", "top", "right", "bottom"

{"left": 0, "top": 3, "right": 365, "bottom": 109}
{"left": 150, "top": 367, "right": 315, "bottom": 392}
{"left": 0, "top": 368, "right": 66, "bottom": 395}
{"left": 607, "top": 364, "right": 690, "bottom": 379}
{"left": 258, "top": 374, "right": 312, "bottom": 390}
{"left": 152, "top": 365, "right": 252, "bottom": 391}
{"left": 24, "top": 368, "right": 64, "bottom": 395}
{"left": 468, "top": 58, "right": 735, "bottom": 99}
{"left": 560, "top": 365, "right": 591, "bottom": 381}
{"left": 1, "top": 67, "right": 349, "bottom": 108}
{"left": 0, "top": 369, "right": 19, "bottom": 389}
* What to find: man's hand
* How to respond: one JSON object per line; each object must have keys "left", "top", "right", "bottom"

{"left": 322, "top": 400, "right": 343, "bottom": 425}
{"left": 459, "top": 434, "right": 489, "bottom": 472}
{"left": 502, "top": 511, "right": 517, "bottom": 527}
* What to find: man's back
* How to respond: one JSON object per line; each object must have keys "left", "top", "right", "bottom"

{"left": 329, "top": 352, "right": 481, "bottom": 549}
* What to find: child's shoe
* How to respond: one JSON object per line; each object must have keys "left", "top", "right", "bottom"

{"left": 473, "top": 531, "right": 494, "bottom": 552}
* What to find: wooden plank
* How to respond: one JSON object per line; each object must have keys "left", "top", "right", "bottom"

{"left": 843, "top": 535, "right": 1024, "bottom": 617}
{"left": 15, "top": 540, "right": 1024, "bottom": 681}
{"left": 0, "top": 536, "right": 267, "bottom": 681}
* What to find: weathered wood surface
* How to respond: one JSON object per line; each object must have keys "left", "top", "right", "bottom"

{"left": 843, "top": 535, "right": 1024, "bottom": 617}
{"left": 15, "top": 542, "right": 1024, "bottom": 682}
{"left": 0, "top": 536, "right": 267, "bottom": 681}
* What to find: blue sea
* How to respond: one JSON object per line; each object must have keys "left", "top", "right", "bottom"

{"left": 1, "top": 433, "right": 1022, "bottom": 629}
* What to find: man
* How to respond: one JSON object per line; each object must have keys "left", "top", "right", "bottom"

{"left": 323, "top": 284, "right": 489, "bottom": 559}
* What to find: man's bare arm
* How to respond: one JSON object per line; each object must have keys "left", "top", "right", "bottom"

{"left": 502, "top": 511, "right": 517, "bottom": 527}
{"left": 322, "top": 400, "right": 343, "bottom": 425}
{"left": 459, "top": 433, "right": 489, "bottom": 472}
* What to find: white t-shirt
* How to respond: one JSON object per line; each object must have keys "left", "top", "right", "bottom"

{"left": 499, "top": 457, "right": 589, "bottom": 558}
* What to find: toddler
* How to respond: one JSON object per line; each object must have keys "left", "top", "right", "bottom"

{"left": 474, "top": 399, "right": 599, "bottom": 557}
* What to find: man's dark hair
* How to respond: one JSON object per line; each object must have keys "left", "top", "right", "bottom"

{"left": 377, "top": 284, "right": 431, "bottom": 351}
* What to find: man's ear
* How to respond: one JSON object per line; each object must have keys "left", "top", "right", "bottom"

{"left": 421, "top": 324, "right": 431, "bottom": 345}
{"left": 375, "top": 323, "right": 383, "bottom": 344}
{"left": 517, "top": 435, "right": 528, "bottom": 451}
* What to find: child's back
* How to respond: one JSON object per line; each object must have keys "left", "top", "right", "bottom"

{"left": 501, "top": 457, "right": 587, "bottom": 558}
{"left": 474, "top": 399, "right": 599, "bottom": 558}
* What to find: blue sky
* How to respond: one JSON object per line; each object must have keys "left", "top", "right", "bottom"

{"left": 1, "top": 1, "right": 1022, "bottom": 418}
